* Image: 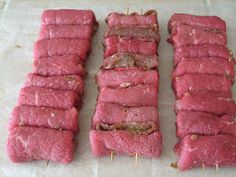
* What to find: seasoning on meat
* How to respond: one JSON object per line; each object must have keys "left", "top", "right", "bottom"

{"left": 90, "top": 130, "right": 162, "bottom": 158}
{"left": 102, "top": 53, "right": 158, "bottom": 70}
{"left": 92, "top": 103, "right": 159, "bottom": 130}
{"left": 24, "top": 74, "right": 84, "bottom": 95}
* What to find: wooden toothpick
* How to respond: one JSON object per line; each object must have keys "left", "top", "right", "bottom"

{"left": 134, "top": 153, "right": 138, "bottom": 167}
{"left": 46, "top": 160, "right": 49, "bottom": 167}
{"left": 202, "top": 162, "right": 205, "bottom": 172}
{"left": 126, "top": 8, "right": 129, "bottom": 15}
{"left": 110, "top": 150, "right": 114, "bottom": 161}
{"left": 215, "top": 163, "right": 219, "bottom": 172}
{"left": 141, "top": 9, "right": 143, "bottom": 15}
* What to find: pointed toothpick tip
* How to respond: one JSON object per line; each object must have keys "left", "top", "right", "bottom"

{"left": 110, "top": 150, "right": 114, "bottom": 161}
{"left": 134, "top": 153, "right": 138, "bottom": 167}
{"left": 141, "top": 9, "right": 143, "bottom": 15}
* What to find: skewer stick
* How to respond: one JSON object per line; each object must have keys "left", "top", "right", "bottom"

{"left": 202, "top": 162, "right": 205, "bottom": 172}
{"left": 110, "top": 150, "right": 114, "bottom": 161}
{"left": 126, "top": 8, "right": 129, "bottom": 15}
{"left": 141, "top": 9, "right": 143, "bottom": 15}
{"left": 215, "top": 163, "right": 219, "bottom": 172}
{"left": 46, "top": 160, "right": 49, "bottom": 167}
{"left": 134, "top": 153, "right": 138, "bottom": 167}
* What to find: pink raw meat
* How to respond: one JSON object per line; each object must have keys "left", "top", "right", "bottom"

{"left": 24, "top": 74, "right": 84, "bottom": 95}
{"left": 7, "top": 126, "right": 75, "bottom": 164}
{"left": 102, "top": 53, "right": 158, "bottom": 70}
{"left": 105, "top": 26, "right": 160, "bottom": 42}
{"left": 18, "top": 87, "right": 79, "bottom": 109}
{"left": 168, "top": 13, "right": 226, "bottom": 33}
{"left": 96, "top": 69, "right": 158, "bottom": 89}
{"left": 34, "top": 38, "right": 91, "bottom": 61}
{"left": 176, "top": 111, "right": 236, "bottom": 138}
{"left": 39, "top": 24, "right": 93, "bottom": 40}
{"left": 173, "top": 44, "right": 232, "bottom": 66}
{"left": 168, "top": 25, "right": 227, "bottom": 48}
{"left": 173, "top": 57, "right": 235, "bottom": 82}
{"left": 89, "top": 130, "right": 162, "bottom": 158}
{"left": 172, "top": 74, "right": 232, "bottom": 98}
{"left": 98, "top": 85, "right": 158, "bottom": 106}
{"left": 41, "top": 9, "right": 97, "bottom": 26}
{"left": 33, "top": 55, "right": 85, "bottom": 77}
{"left": 92, "top": 103, "right": 159, "bottom": 129}
{"left": 106, "top": 10, "right": 158, "bottom": 27}
{"left": 8, "top": 105, "right": 79, "bottom": 133}
{"left": 175, "top": 92, "right": 236, "bottom": 116}
{"left": 104, "top": 37, "right": 157, "bottom": 57}
{"left": 174, "top": 134, "right": 236, "bottom": 170}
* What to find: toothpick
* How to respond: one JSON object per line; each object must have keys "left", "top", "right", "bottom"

{"left": 110, "top": 150, "right": 114, "bottom": 161}
{"left": 126, "top": 8, "right": 129, "bottom": 15}
{"left": 46, "top": 160, "right": 49, "bottom": 167}
{"left": 215, "top": 163, "right": 219, "bottom": 172}
{"left": 134, "top": 153, "right": 138, "bottom": 167}
{"left": 202, "top": 162, "right": 205, "bottom": 172}
{"left": 141, "top": 9, "right": 143, "bottom": 15}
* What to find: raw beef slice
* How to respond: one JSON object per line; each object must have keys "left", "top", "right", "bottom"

{"left": 90, "top": 130, "right": 162, "bottom": 158}
{"left": 33, "top": 55, "right": 85, "bottom": 76}
{"left": 169, "top": 25, "right": 227, "bottom": 48}
{"left": 34, "top": 38, "right": 91, "bottom": 61}
{"left": 174, "top": 134, "right": 236, "bottom": 170}
{"left": 168, "top": 13, "right": 226, "bottom": 33}
{"left": 7, "top": 126, "right": 74, "bottom": 164}
{"left": 39, "top": 24, "right": 93, "bottom": 40}
{"left": 104, "top": 37, "right": 157, "bottom": 57}
{"left": 106, "top": 10, "right": 158, "bottom": 27}
{"left": 175, "top": 92, "right": 236, "bottom": 116}
{"left": 92, "top": 103, "right": 159, "bottom": 130}
{"left": 97, "top": 69, "right": 158, "bottom": 88}
{"left": 42, "top": 9, "right": 97, "bottom": 26}
{"left": 102, "top": 53, "right": 158, "bottom": 70}
{"left": 105, "top": 26, "right": 159, "bottom": 42}
{"left": 9, "top": 105, "right": 79, "bottom": 133}
{"left": 176, "top": 111, "right": 236, "bottom": 137}
{"left": 24, "top": 73, "right": 84, "bottom": 95}
{"left": 98, "top": 85, "right": 158, "bottom": 106}
{"left": 172, "top": 74, "right": 232, "bottom": 98}
{"left": 173, "top": 44, "right": 232, "bottom": 66}
{"left": 18, "top": 87, "right": 79, "bottom": 109}
{"left": 173, "top": 57, "right": 235, "bottom": 82}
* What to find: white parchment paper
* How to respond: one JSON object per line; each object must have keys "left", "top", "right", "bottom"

{"left": 0, "top": 0, "right": 235, "bottom": 177}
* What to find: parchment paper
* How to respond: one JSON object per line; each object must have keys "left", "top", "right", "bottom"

{"left": 0, "top": 0, "right": 235, "bottom": 177}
